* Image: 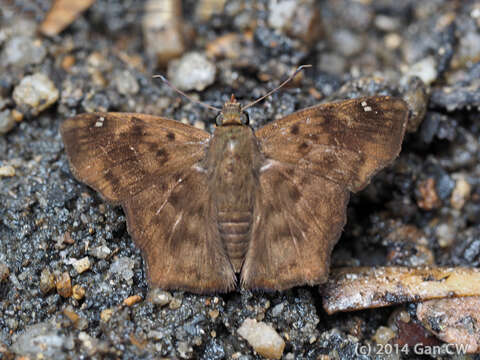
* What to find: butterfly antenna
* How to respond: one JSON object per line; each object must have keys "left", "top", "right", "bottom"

{"left": 153, "top": 75, "right": 222, "bottom": 112}
{"left": 241, "top": 64, "right": 312, "bottom": 111}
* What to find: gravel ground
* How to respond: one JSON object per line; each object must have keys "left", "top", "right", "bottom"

{"left": 1, "top": 0, "right": 480, "bottom": 359}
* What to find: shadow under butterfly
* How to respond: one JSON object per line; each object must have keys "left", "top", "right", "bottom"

{"left": 60, "top": 66, "right": 409, "bottom": 293}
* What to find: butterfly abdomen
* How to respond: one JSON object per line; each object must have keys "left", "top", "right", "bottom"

{"left": 207, "top": 126, "right": 262, "bottom": 273}
{"left": 218, "top": 211, "right": 251, "bottom": 272}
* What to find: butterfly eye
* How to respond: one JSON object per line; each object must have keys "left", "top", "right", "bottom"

{"left": 216, "top": 113, "right": 224, "bottom": 126}
{"left": 241, "top": 112, "right": 249, "bottom": 125}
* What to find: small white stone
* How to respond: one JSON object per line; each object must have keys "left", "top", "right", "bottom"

{"left": 0, "top": 165, "right": 15, "bottom": 177}
{"left": 406, "top": 57, "right": 438, "bottom": 85}
{"left": 71, "top": 257, "right": 91, "bottom": 274}
{"left": 13, "top": 73, "right": 59, "bottom": 115}
{"left": 237, "top": 318, "right": 285, "bottom": 359}
{"left": 167, "top": 52, "right": 216, "bottom": 91}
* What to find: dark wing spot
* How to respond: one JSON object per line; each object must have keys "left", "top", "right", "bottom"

{"left": 298, "top": 142, "right": 310, "bottom": 155}
{"left": 156, "top": 148, "right": 169, "bottom": 165}
{"left": 290, "top": 124, "right": 300, "bottom": 135}
{"left": 288, "top": 185, "right": 301, "bottom": 203}
{"left": 285, "top": 168, "right": 295, "bottom": 177}
{"left": 169, "top": 191, "right": 180, "bottom": 206}
{"left": 130, "top": 121, "right": 145, "bottom": 137}
{"left": 104, "top": 168, "right": 120, "bottom": 189}
{"left": 166, "top": 132, "right": 176, "bottom": 141}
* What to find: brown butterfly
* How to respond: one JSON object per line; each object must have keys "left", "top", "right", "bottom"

{"left": 61, "top": 73, "right": 408, "bottom": 293}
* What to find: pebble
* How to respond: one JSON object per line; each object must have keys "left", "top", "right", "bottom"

{"left": 195, "top": 0, "right": 227, "bottom": 21}
{"left": 271, "top": 302, "right": 285, "bottom": 317}
{"left": 123, "top": 295, "right": 142, "bottom": 306}
{"left": 39, "top": 268, "right": 56, "bottom": 294}
{"left": 13, "top": 73, "right": 59, "bottom": 115}
{"left": 450, "top": 175, "right": 471, "bottom": 210}
{"left": 72, "top": 284, "right": 86, "bottom": 300}
{"left": 177, "top": 341, "right": 193, "bottom": 359}
{"left": 10, "top": 322, "right": 68, "bottom": 358}
{"left": 331, "top": 29, "right": 364, "bottom": 57}
{"left": 372, "top": 326, "right": 396, "bottom": 345}
{"left": 403, "top": 76, "right": 428, "bottom": 133}
{"left": 91, "top": 245, "right": 111, "bottom": 259}
{"left": 0, "top": 261, "right": 9, "bottom": 282}
{"left": 0, "top": 110, "right": 16, "bottom": 134}
{"left": 109, "top": 257, "right": 135, "bottom": 281}
{"left": 147, "top": 288, "right": 173, "bottom": 306}
{"left": 406, "top": 57, "right": 438, "bottom": 85}
{"left": 237, "top": 318, "right": 285, "bottom": 360}
{"left": 167, "top": 52, "right": 216, "bottom": 91}
{"left": 209, "top": 309, "right": 220, "bottom": 320}
{"left": 0, "top": 165, "right": 15, "bottom": 177}
{"left": 56, "top": 271, "right": 72, "bottom": 298}
{"left": 416, "top": 178, "right": 442, "bottom": 210}
{"left": 436, "top": 223, "right": 456, "bottom": 248}
{"left": 169, "top": 297, "right": 183, "bottom": 310}
{"left": 0, "top": 36, "right": 46, "bottom": 67}
{"left": 100, "top": 308, "right": 114, "bottom": 322}
{"left": 63, "top": 306, "right": 88, "bottom": 330}
{"left": 113, "top": 70, "right": 139, "bottom": 96}
{"left": 71, "top": 257, "right": 91, "bottom": 274}
{"left": 268, "top": 0, "right": 297, "bottom": 30}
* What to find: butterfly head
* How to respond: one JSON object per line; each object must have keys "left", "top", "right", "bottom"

{"left": 216, "top": 94, "right": 249, "bottom": 126}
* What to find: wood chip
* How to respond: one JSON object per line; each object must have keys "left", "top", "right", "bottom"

{"left": 39, "top": 0, "right": 96, "bottom": 36}
{"left": 322, "top": 266, "right": 480, "bottom": 314}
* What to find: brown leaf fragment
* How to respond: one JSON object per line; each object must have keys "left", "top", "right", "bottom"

{"left": 322, "top": 266, "right": 480, "bottom": 314}
{"left": 39, "top": 0, "right": 96, "bottom": 37}
{"left": 417, "top": 297, "right": 480, "bottom": 354}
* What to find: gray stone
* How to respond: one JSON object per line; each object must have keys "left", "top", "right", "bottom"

{"left": 331, "top": 29, "right": 364, "bottom": 57}
{"left": 13, "top": 73, "right": 59, "bottom": 115}
{"left": 0, "top": 110, "right": 16, "bottom": 134}
{"left": 11, "top": 322, "right": 69, "bottom": 359}
{"left": 1, "top": 36, "right": 46, "bottom": 67}
{"left": 109, "top": 257, "right": 135, "bottom": 281}
{"left": 167, "top": 52, "right": 216, "bottom": 91}
{"left": 113, "top": 70, "right": 140, "bottom": 95}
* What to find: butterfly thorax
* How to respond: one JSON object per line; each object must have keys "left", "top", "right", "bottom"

{"left": 216, "top": 95, "right": 249, "bottom": 126}
{"left": 206, "top": 124, "right": 262, "bottom": 272}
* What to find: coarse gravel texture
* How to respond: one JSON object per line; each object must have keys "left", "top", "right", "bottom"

{"left": 1, "top": 0, "right": 480, "bottom": 359}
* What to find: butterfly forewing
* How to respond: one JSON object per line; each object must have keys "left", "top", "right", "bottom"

{"left": 241, "top": 96, "right": 408, "bottom": 290}
{"left": 255, "top": 97, "right": 409, "bottom": 192}
{"left": 61, "top": 113, "right": 236, "bottom": 292}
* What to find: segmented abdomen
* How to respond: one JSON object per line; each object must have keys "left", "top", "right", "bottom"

{"left": 218, "top": 210, "right": 251, "bottom": 272}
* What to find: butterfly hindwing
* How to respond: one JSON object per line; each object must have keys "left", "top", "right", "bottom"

{"left": 241, "top": 160, "right": 349, "bottom": 290}
{"left": 241, "top": 96, "right": 408, "bottom": 290}
{"left": 61, "top": 113, "right": 236, "bottom": 292}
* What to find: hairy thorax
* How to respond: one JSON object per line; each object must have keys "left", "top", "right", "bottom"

{"left": 206, "top": 125, "right": 262, "bottom": 272}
